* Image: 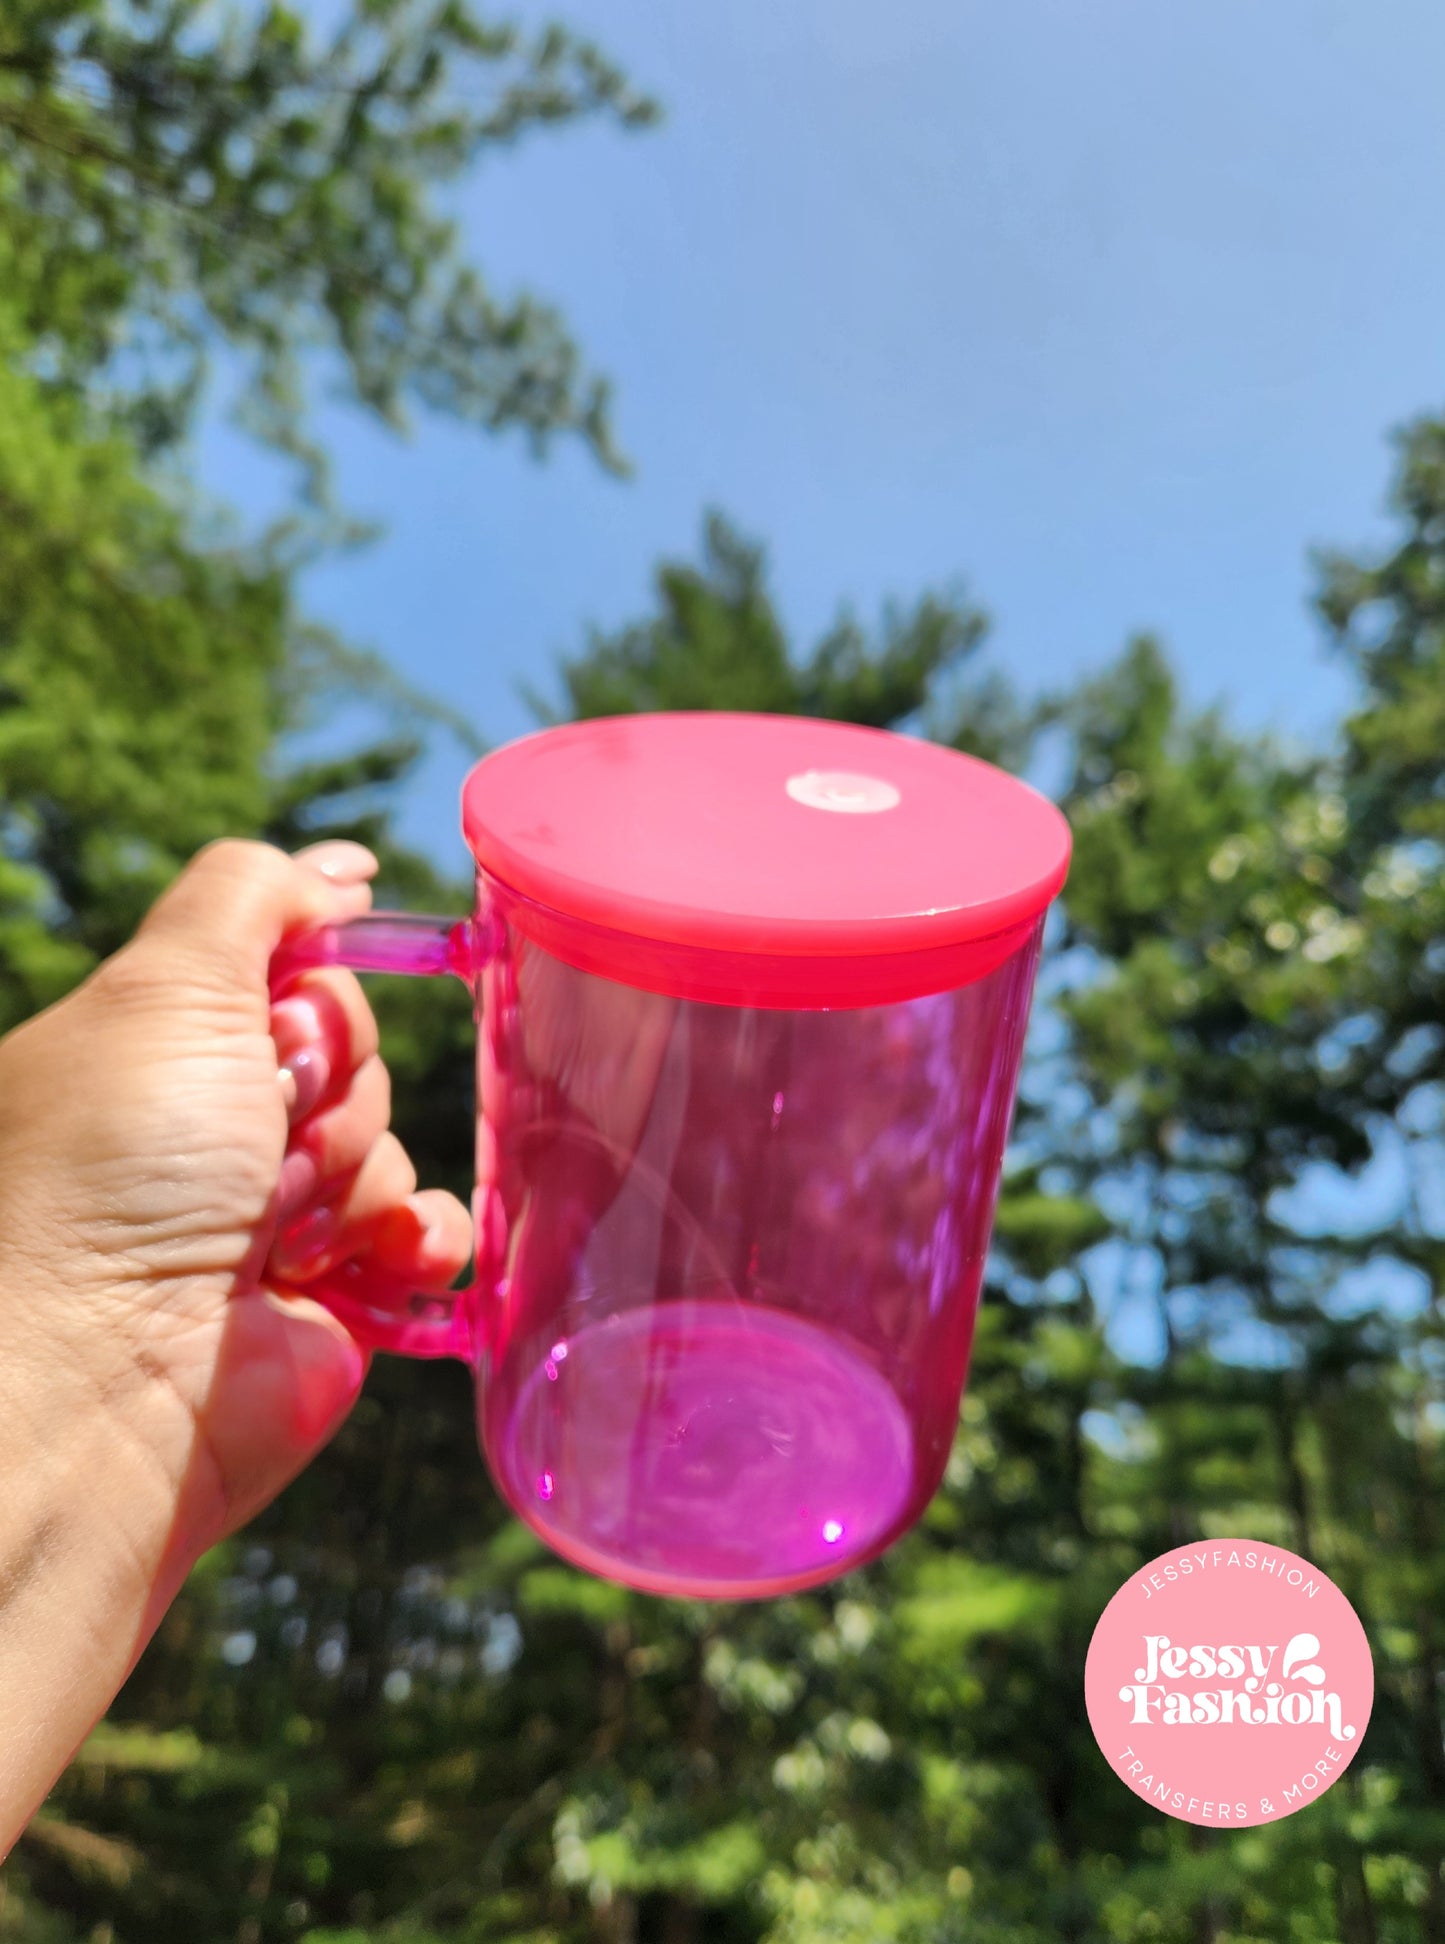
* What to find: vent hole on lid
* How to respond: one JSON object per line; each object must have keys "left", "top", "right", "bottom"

{"left": 785, "top": 771, "right": 901, "bottom": 814}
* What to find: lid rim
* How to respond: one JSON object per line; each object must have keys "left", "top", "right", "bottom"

{"left": 470, "top": 850, "right": 1069, "bottom": 961}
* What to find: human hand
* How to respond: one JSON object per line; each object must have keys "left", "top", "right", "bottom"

{"left": 0, "top": 839, "right": 471, "bottom": 1794}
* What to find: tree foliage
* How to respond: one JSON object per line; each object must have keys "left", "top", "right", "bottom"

{"left": 8, "top": 455, "right": 1445, "bottom": 1939}
{"left": 3, "top": 7, "right": 1445, "bottom": 1940}
{"left": 0, "top": 0, "right": 656, "bottom": 485}
{"left": 544, "top": 511, "right": 997, "bottom": 738}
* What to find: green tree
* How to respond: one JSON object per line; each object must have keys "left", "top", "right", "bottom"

{"left": 544, "top": 510, "right": 999, "bottom": 739}
{"left": 16, "top": 446, "right": 1445, "bottom": 1941}
{"left": 0, "top": 0, "right": 654, "bottom": 481}
{"left": 0, "top": 322, "right": 282, "bottom": 1028}
{"left": 0, "top": 1, "right": 652, "bottom": 1936}
{"left": 1314, "top": 416, "right": 1445, "bottom": 1934}
{"left": 5, "top": 9, "right": 1445, "bottom": 1934}
{"left": 0, "top": 0, "right": 658, "bottom": 1019}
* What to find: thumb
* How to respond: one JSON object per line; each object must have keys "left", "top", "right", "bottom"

{"left": 130, "top": 838, "right": 378, "bottom": 992}
{"left": 197, "top": 1288, "right": 370, "bottom": 1541}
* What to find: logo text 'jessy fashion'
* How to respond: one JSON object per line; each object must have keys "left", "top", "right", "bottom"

{"left": 1120, "top": 1628, "right": 1355, "bottom": 1739}
{"left": 1085, "top": 1540, "right": 1373, "bottom": 1828}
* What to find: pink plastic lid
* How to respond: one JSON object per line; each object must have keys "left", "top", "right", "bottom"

{"left": 462, "top": 713, "right": 1071, "bottom": 1007}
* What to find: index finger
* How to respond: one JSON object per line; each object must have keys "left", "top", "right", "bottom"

{"left": 136, "top": 838, "right": 376, "bottom": 990}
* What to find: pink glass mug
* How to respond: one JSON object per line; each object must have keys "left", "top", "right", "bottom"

{"left": 269, "top": 714, "right": 1070, "bottom": 1600}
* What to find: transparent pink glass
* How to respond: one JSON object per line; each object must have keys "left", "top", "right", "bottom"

{"left": 271, "top": 874, "right": 1044, "bottom": 1600}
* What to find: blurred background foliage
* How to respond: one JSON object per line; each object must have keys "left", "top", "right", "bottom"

{"left": 2, "top": 2, "right": 1445, "bottom": 1941}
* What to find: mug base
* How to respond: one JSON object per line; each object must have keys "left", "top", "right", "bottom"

{"left": 487, "top": 1296, "right": 916, "bottom": 1600}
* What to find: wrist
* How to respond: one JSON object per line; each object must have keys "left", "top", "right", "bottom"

{"left": 0, "top": 1309, "right": 203, "bottom": 1844}
{"left": 0, "top": 1278, "right": 210, "bottom": 1625}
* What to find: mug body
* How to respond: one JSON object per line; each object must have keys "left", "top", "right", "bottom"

{"left": 470, "top": 869, "right": 1045, "bottom": 1600}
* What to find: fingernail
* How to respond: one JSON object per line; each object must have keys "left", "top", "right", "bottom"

{"left": 278, "top": 1045, "right": 330, "bottom": 1122}
{"left": 375, "top": 1203, "right": 429, "bottom": 1257}
{"left": 295, "top": 840, "right": 379, "bottom": 885}
{"left": 272, "top": 1201, "right": 341, "bottom": 1279}
{"left": 272, "top": 993, "right": 323, "bottom": 1042}
{"left": 276, "top": 1146, "right": 321, "bottom": 1222}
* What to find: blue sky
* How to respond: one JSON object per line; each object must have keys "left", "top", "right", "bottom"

{"left": 209, "top": 0, "right": 1445, "bottom": 880}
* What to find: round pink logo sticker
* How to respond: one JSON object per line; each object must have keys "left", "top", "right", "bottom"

{"left": 1085, "top": 1538, "right": 1373, "bottom": 1828}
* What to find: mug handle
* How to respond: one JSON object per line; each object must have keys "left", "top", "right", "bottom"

{"left": 268, "top": 910, "right": 493, "bottom": 1361}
